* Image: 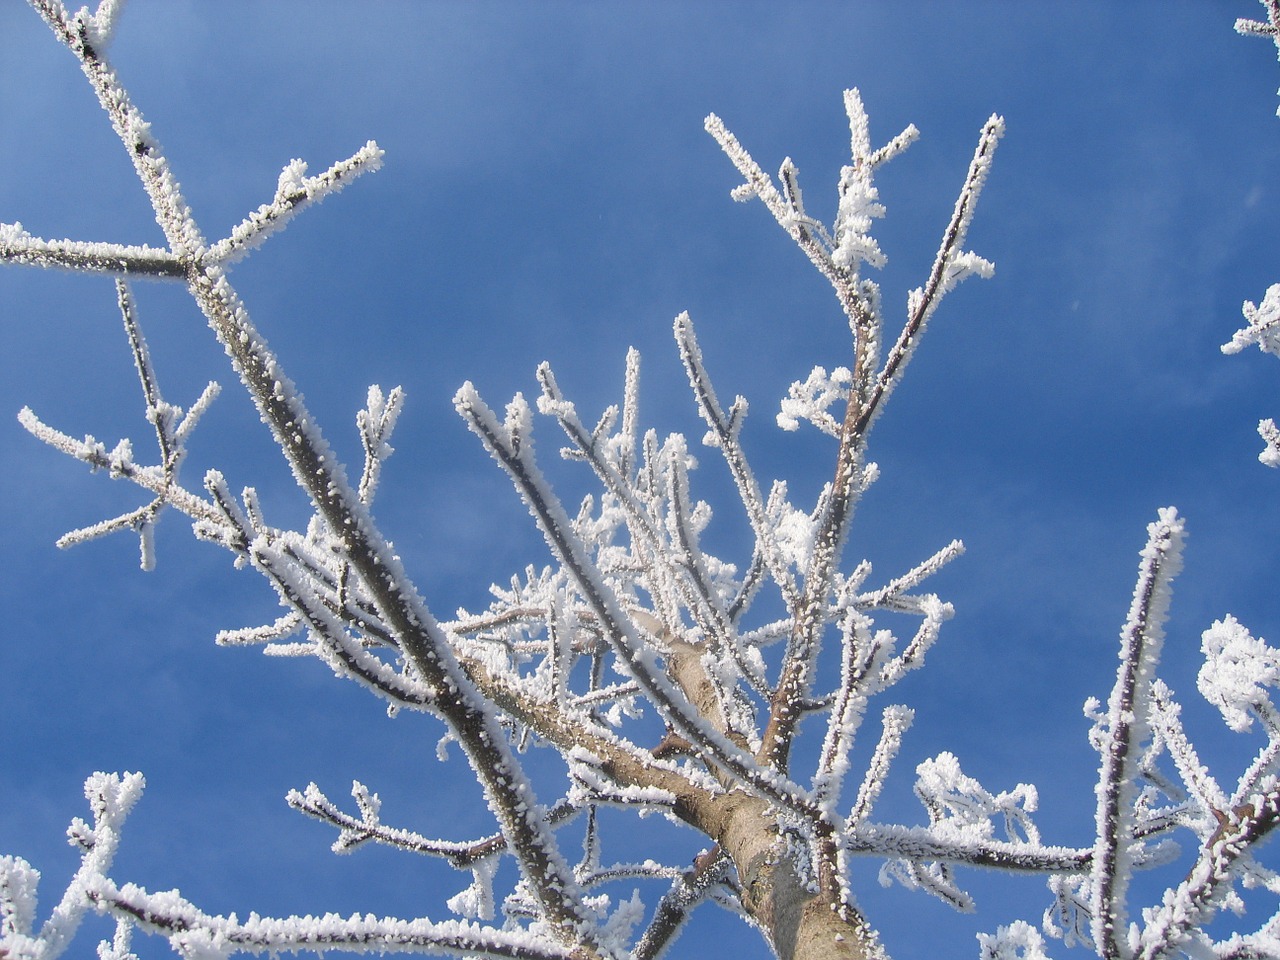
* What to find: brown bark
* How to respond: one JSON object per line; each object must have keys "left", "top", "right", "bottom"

{"left": 693, "top": 792, "right": 884, "bottom": 960}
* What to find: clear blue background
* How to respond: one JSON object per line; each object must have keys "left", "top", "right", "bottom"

{"left": 2, "top": 3, "right": 1280, "bottom": 957}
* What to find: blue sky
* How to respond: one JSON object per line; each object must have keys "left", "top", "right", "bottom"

{"left": 2, "top": 3, "right": 1280, "bottom": 958}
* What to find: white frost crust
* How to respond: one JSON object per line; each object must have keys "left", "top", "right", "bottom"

{"left": 1223, "top": 284, "right": 1280, "bottom": 357}
{"left": 977, "top": 921, "right": 1053, "bottom": 960}
{"left": 1200, "top": 615, "right": 1280, "bottom": 733}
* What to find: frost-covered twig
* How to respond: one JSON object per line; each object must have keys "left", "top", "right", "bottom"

{"left": 454, "top": 384, "right": 817, "bottom": 820}
{"left": 1090, "top": 509, "right": 1185, "bottom": 959}
{"left": 1136, "top": 790, "right": 1280, "bottom": 960}
{"left": 1236, "top": 0, "right": 1280, "bottom": 115}
{"left": 288, "top": 782, "right": 582, "bottom": 867}
{"left": 813, "top": 614, "right": 889, "bottom": 809}
{"left": 15, "top": 7, "right": 612, "bottom": 953}
{"left": 18, "top": 282, "right": 218, "bottom": 569}
{"left": 854, "top": 540, "right": 964, "bottom": 614}
{"left": 2, "top": 775, "right": 600, "bottom": 960}
{"left": 535, "top": 363, "right": 755, "bottom": 719}
{"left": 1223, "top": 285, "right": 1280, "bottom": 466}
{"left": 1224, "top": 6, "right": 1280, "bottom": 466}
{"left": 5, "top": 6, "right": 1116, "bottom": 957}
{"left": 844, "top": 822, "right": 1089, "bottom": 875}
{"left": 675, "top": 312, "right": 799, "bottom": 613}
{"left": 735, "top": 105, "right": 1000, "bottom": 770}
{"left": 990, "top": 500, "right": 1280, "bottom": 959}
{"left": 631, "top": 848, "right": 736, "bottom": 960}
{"left": 848, "top": 706, "right": 914, "bottom": 827}
{"left": 0, "top": 225, "right": 184, "bottom": 278}
{"left": 84, "top": 879, "right": 586, "bottom": 960}
{"left": 869, "top": 114, "right": 1002, "bottom": 433}
{"left": 0, "top": 772, "right": 144, "bottom": 960}
{"left": 207, "top": 145, "right": 384, "bottom": 265}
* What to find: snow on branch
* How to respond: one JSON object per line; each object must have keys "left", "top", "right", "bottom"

{"left": 1089, "top": 508, "right": 1185, "bottom": 958}
{"left": 287, "top": 782, "right": 582, "bottom": 868}
{"left": 10, "top": 15, "right": 616, "bottom": 953}
{"left": 1199, "top": 616, "right": 1280, "bottom": 736}
{"left": 18, "top": 281, "right": 219, "bottom": 569}
{"left": 630, "top": 848, "right": 736, "bottom": 960}
{"left": 0, "top": 223, "right": 185, "bottom": 278}
{"left": 83, "top": 879, "right": 588, "bottom": 960}
{"left": 1223, "top": 284, "right": 1280, "bottom": 466}
{"left": 705, "top": 88, "right": 918, "bottom": 286}
{"left": 11, "top": 52, "right": 1011, "bottom": 952}
{"left": 706, "top": 98, "right": 1001, "bottom": 779}
{"left": 675, "top": 312, "right": 800, "bottom": 614}
{"left": 1223, "top": 284, "right": 1280, "bottom": 359}
{"left": 1236, "top": 0, "right": 1280, "bottom": 114}
{"left": 1, "top": 774, "right": 594, "bottom": 960}
{"left": 868, "top": 112, "right": 1002, "bottom": 435}
{"left": 978, "top": 921, "right": 1055, "bottom": 960}
{"left": 208, "top": 144, "right": 384, "bottom": 266}
{"left": 454, "top": 381, "right": 818, "bottom": 820}
{"left": 0, "top": 9, "right": 1074, "bottom": 953}
{"left": 983, "top": 508, "right": 1280, "bottom": 960}
{"left": 1, "top": 772, "right": 144, "bottom": 960}
{"left": 73, "top": 0, "right": 126, "bottom": 52}
{"left": 874, "top": 753, "right": 1043, "bottom": 913}
{"left": 20, "top": 5, "right": 1280, "bottom": 958}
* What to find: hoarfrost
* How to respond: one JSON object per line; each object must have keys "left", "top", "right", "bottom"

{"left": 1198, "top": 615, "right": 1280, "bottom": 732}
{"left": 977, "top": 921, "right": 1053, "bottom": 960}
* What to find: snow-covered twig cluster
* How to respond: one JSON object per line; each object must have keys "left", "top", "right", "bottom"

{"left": 1229, "top": 2, "right": 1280, "bottom": 467}
{"left": 6, "top": 3, "right": 1280, "bottom": 960}
{"left": 1224, "top": 282, "right": 1280, "bottom": 467}
{"left": 0, "top": 4, "right": 1018, "bottom": 953}
{"left": 3, "top": 774, "right": 589, "bottom": 960}
{"left": 978, "top": 510, "right": 1280, "bottom": 959}
{"left": 977, "top": 8, "right": 1280, "bottom": 955}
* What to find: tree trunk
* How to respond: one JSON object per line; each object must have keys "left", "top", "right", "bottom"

{"left": 704, "top": 793, "right": 887, "bottom": 960}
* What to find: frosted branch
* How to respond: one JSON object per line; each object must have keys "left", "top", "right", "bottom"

{"left": 9, "top": 8, "right": 1203, "bottom": 955}
{"left": 535, "top": 362, "right": 746, "bottom": 704}
{"left": 1236, "top": 1, "right": 1280, "bottom": 114}
{"left": 1199, "top": 616, "right": 1280, "bottom": 735}
{"left": 215, "top": 612, "right": 304, "bottom": 649}
{"left": 869, "top": 114, "right": 1003, "bottom": 434}
{"left": 1091, "top": 508, "right": 1185, "bottom": 960}
{"left": 1136, "top": 789, "right": 1280, "bottom": 960}
{"left": 1223, "top": 285, "right": 1280, "bottom": 466}
{"left": 19, "top": 406, "right": 221, "bottom": 526}
{"left": 0, "top": 773, "right": 144, "bottom": 960}
{"left": 1149, "top": 681, "right": 1227, "bottom": 819}
{"left": 704, "top": 87, "right": 919, "bottom": 285}
{"left": 849, "top": 705, "right": 914, "bottom": 827}
{"left": 845, "top": 822, "right": 1088, "bottom": 874}
{"left": 978, "top": 922, "right": 1055, "bottom": 960}
{"left": 854, "top": 540, "right": 965, "bottom": 614}
{"left": 16, "top": 17, "right": 611, "bottom": 944}
{"left": 455, "top": 382, "right": 818, "bottom": 821}
{"left": 74, "top": 0, "right": 127, "bottom": 51}
{"left": 1223, "top": 285, "right": 1280, "bottom": 358}
{"left": 631, "top": 848, "right": 735, "bottom": 960}
{"left": 675, "top": 313, "right": 799, "bottom": 610}
{"left": 568, "top": 748, "right": 679, "bottom": 812}
{"left": 813, "top": 612, "right": 887, "bottom": 807}
{"left": 1257, "top": 419, "right": 1280, "bottom": 468}
{"left": 202, "top": 472, "right": 435, "bottom": 710}
{"left": 0, "top": 224, "right": 184, "bottom": 279}
{"left": 356, "top": 384, "right": 405, "bottom": 505}
{"left": 288, "top": 782, "right": 581, "bottom": 868}
{"left": 84, "top": 878, "right": 585, "bottom": 960}
{"left": 208, "top": 143, "right": 384, "bottom": 265}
